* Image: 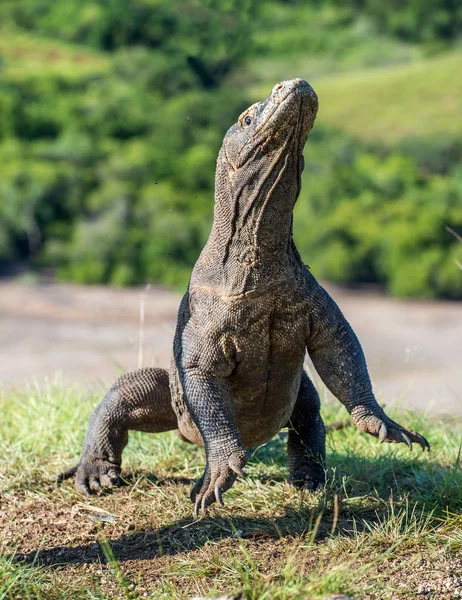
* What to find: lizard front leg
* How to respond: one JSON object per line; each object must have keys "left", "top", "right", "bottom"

{"left": 182, "top": 369, "right": 246, "bottom": 515}
{"left": 287, "top": 370, "right": 326, "bottom": 490}
{"left": 56, "top": 368, "right": 178, "bottom": 495}
{"left": 305, "top": 279, "right": 430, "bottom": 451}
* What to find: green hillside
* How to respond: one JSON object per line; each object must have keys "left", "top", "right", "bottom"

{"left": 315, "top": 51, "right": 462, "bottom": 145}
{"left": 0, "top": 29, "right": 108, "bottom": 80}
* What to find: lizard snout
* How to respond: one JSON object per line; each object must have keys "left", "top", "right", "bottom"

{"left": 271, "top": 78, "right": 311, "bottom": 97}
{"left": 270, "top": 78, "right": 318, "bottom": 114}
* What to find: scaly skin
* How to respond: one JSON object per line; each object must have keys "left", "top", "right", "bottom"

{"left": 57, "top": 79, "right": 430, "bottom": 513}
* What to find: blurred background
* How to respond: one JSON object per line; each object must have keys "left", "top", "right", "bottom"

{"left": 0, "top": 0, "right": 461, "bottom": 414}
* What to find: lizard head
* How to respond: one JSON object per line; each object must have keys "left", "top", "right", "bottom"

{"left": 205, "top": 79, "right": 319, "bottom": 289}
{"left": 220, "top": 78, "right": 318, "bottom": 171}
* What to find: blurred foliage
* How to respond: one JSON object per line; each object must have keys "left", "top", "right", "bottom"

{"left": 335, "top": 0, "right": 462, "bottom": 46}
{"left": 0, "top": 0, "right": 256, "bottom": 288}
{"left": 256, "top": 0, "right": 462, "bottom": 50}
{"left": 295, "top": 129, "right": 462, "bottom": 299}
{"left": 0, "top": 0, "right": 461, "bottom": 298}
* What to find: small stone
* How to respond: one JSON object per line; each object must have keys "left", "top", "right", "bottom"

{"left": 417, "top": 585, "right": 429, "bottom": 595}
{"left": 90, "top": 513, "right": 116, "bottom": 523}
{"left": 231, "top": 529, "right": 244, "bottom": 539}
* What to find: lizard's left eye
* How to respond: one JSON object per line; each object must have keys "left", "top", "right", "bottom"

{"left": 245, "top": 116, "right": 252, "bottom": 126}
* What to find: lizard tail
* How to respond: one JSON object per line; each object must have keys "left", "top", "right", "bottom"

{"left": 56, "top": 464, "right": 78, "bottom": 487}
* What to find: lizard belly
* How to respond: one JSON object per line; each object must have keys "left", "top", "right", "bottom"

{"left": 229, "top": 307, "right": 307, "bottom": 448}
{"left": 232, "top": 368, "right": 303, "bottom": 448}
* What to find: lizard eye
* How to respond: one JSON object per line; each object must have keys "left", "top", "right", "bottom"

{"left": 245, "top": 116, "right": 252, "bottom": 126}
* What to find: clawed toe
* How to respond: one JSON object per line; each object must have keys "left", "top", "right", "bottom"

{"left": 72, "top": 460, "right": 122, "bottom": 496}
{"left": 377, "top": 420, "right": 430, "bottom": 451}
{"left": 400, "top": 431, "right": 412, "bottom": 450}
{"left": 193, "top": 472, "right": 237, "bottom": 517}
{"left": 378, "top": 422, "right": 388, "bottom": 443}
{"left": 405, "top": 429, "right": 430, "bottom": 451}
{"left": 89, "top": 476, "right": 102, "bottom": 494}
{"left": 288, "top": 468, "right": 325, "bottom": 492}
{"left": 193, "top": 485, "right": 223, "bottom": 516}
{"left": 214, "top": 485, "right": 224, "bottom": 506}
{"left": 56, "top": 465, "right": 78, "bottom": 487}
{"left": 191, "top": 450, "right": 246, "bottom": 516}
{"left": 352, "top": 407, "right": 430, "bottom": 453}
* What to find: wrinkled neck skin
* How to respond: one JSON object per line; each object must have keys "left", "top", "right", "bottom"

{"left": 193, "top": 147, "right": 304, "bottom": 297}
{"left": 191, "top": 79, "right": 317, "bottom": 298}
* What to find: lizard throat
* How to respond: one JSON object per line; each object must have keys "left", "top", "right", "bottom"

{"left": 210, "top": 145, "right": 301, "bottom": 294}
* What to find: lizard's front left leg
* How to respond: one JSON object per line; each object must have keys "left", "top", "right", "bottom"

{"left": 182, "top": 369, "right": 247, "bottom": 515}
{"left": 306, "top": 280, "right": 430, "bottom": 451}
{"left": 287, "top": 370, "right": 326, "bottom": 491}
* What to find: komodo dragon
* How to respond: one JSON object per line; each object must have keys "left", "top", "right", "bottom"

{"left": 57, "top": 78, "right": 429, "bottom": 514}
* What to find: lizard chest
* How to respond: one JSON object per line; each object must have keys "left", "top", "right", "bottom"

{"left": 226, "top": 297, "right": 307, "bottom": 445}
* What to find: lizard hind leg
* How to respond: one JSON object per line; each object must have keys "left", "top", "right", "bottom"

{"left": 287, "top": 370, "right": 326, "bottom": 491}
{"left": 56, "top": 367, "right": 179, "bottom": 495}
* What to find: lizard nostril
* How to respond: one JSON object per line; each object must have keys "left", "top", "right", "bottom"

{"left": 276, "top": 84, "right": 283, "bottom": 91}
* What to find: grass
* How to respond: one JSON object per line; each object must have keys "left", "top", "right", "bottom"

{"left": 1, "top": 377, "right": 461, "bottom": 599}
{"left": 251, "top": 50, "right": 462, "bottom": 146}
{"left": 0, "top": 28, "right": 109, "bottom": 81}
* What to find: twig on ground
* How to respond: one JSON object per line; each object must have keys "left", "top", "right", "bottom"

{"left": 326, "top": 420, "right": 350, "bottom": 432}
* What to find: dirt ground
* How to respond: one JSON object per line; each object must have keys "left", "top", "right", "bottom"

{"left": 0, "top": 278, "right": 461, "bottom": 416}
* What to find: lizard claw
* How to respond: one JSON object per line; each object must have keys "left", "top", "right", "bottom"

{"left": 215, "top": 485, "right": 225, "bottom": 506}
{"left": 56, "top": 465, "right": 78, "bottom": 487}
{"left": 352, "top": 408, "right": 430, "bottom": 452}
{"left": 191, "top": 448, "right": 247, "bottom": 516}
{"left": 57, "top": 454, "right": 122, "bottom": 495}
{"left": 75, "top": 462, "right": 122, "bottom": 496}
{"left": 401, "top": 431, "right": 413, "bottom": 451}
{"left": 383, "top": 421, "right": 430, "bottom": 451}
{"left": 194, "top": 497, "right": 202, "bottom": 518}
{"left": 229, "top": 463, "right": 246, "bottom": 478}
{"left": 379, "top": 422, "right": 388, "bottom": 443}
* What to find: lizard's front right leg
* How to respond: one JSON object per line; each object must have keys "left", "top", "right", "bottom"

{"left": 56, "top": 367, "right": 178, "bottom": 495}
{"left": 182, "top": 369, "right": 247, "bottom": 515}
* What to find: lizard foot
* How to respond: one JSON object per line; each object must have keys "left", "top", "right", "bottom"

{"left": 56, "top": 455, "right": 122, "bottom": 496}
{"left": 351, "top": 408, "right": 430, "bottom": 451}
{"left": 190, "top": 448, "right": 247, "bottom": 516}
{"left": 288, "top": 462, "right": 325, "bottom": 491}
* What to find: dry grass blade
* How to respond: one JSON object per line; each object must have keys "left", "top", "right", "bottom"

{"left": 445, "top": 224, "right": 462, "bottom": 244}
